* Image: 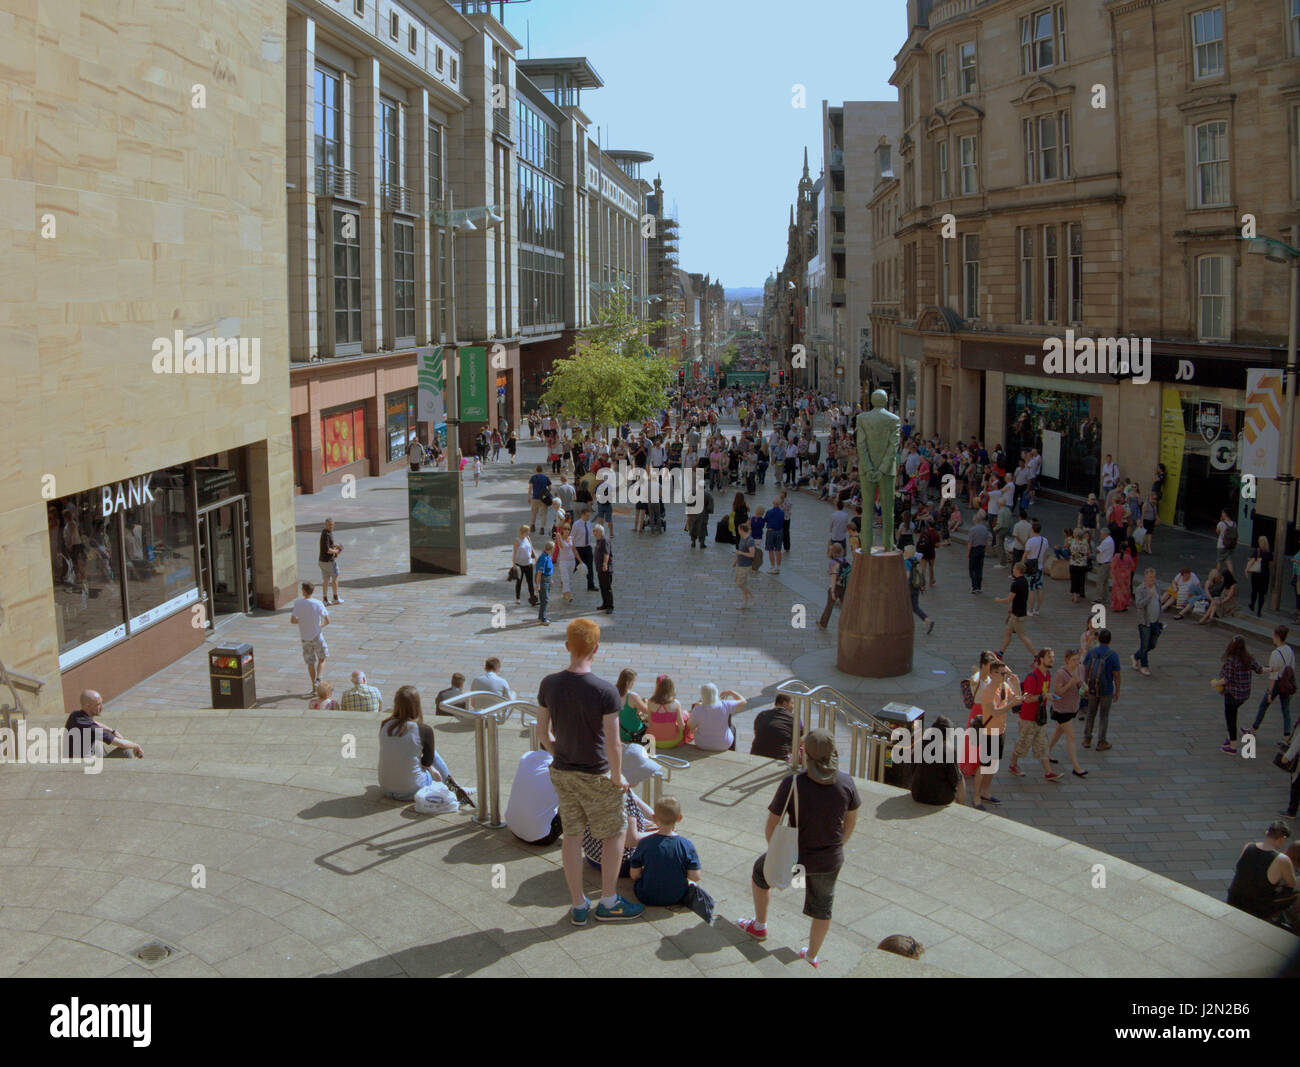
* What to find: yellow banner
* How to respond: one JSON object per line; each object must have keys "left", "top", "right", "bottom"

{"left": 1158, "top": 386, "right": 1184, "bottom": 527}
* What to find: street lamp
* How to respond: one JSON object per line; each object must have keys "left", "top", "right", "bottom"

{"left": 1245, "top": 227, "right": 1300, "bottom": 611}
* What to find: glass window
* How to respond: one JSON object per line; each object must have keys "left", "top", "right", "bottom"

{"left": 387, "top": 390, "right": 418, "bottom": 461}
{"left": 1024, "top": 118, "right": 1036, "bottom": 183}
{"left": 963, "top": 233, "right": 980, "bottom": 319}
{"left": 1019, "top": 227, "right": 1034, "bottom": 323}
{"left": 332, "top": 208, "right": 362, "bottom": 345}
{"left": 959, "top": 41, "right": 977, "bottom": 93}
{"left": 393, "top": 220, "right": 415, "bottom": 341}
{"left": 428, "top": 122, "right": 442, "bottom": 203}
{"left": 1056, "top": 4, "right": 1067, "bottom": 62}
{"left": 960, "top": 134, "right": 978, "bottom": 194}
{"left": 51, "top": 492, "right": 126, "bottom": 665}
{"left": 381, "top": 98, "right": 400, "bottom": 191}
{"left": 322, "top": 405, "right": 367, "bottom": 473}
{"left": 936, "top": 140, "right": 949, "bottom": 199}
{"left": 940, "top": 236, "right": 950, "bottom": 306}
{"left": 1039, "top": 114, "right": 1058, "bottom": 181}
{"left": 1043, "top": 225, "right": 1059, "bottom": 323}
{"left": 1005, "top": 384, "right": 1102, "bottom": 498}
{"left": 1198, "top": 254, "right": 1230, "bottom": 340}
{"left": 1060, "top": 109, "right": 1071, "bottom": 177}
{"left": 1068, "top": 223, "right": 1083, "bottom": 322}
{"left": 1192, "top": 8, "right": 1225, "bottom": 79}
{"left": 1195, "top": 120, "right": 1229, "bottom": 206}
{"left": 122, "top": 466, "right": 197, "bottom": 631}
{"left": 314, "top": 67, "right": 342, "bottom": 179}
{"left": 935, "top": 49, "right": 948, "bottom": 102}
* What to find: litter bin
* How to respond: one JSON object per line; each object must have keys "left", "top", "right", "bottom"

{"left": 878, "top": 701, "right": 925, "bottom": 789}
{"left": 209, "top": 644, "right": 256, "bottom": 709}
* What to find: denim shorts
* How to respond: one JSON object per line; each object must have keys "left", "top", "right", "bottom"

{"left": 764, "top": 529, "right": 783, "bottom": 551}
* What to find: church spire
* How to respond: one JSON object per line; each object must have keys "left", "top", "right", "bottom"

{"left": 802, "top": 146, "right": 810, "bottom": 180}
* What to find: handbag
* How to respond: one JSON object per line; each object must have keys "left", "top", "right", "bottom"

{"left": 1246, "top": 555, "right": 1262, "bottom": 575}
{"left": 507, "top": 564, "right": 520, "bottom": 582}
{"left": 1274, "top": 750, "right": 1299, "bottom": 774}
{"left": 763, "top": 775, "right": 800, "bottom": 890}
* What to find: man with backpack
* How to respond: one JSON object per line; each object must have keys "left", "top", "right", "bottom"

{"left": 528, "top": 465, "right": 552, "bottom": 533}
{"left": 818, "top": 543, "right": 852, "bottom": 630}
{"left": 1022, "top": 519, "right": 1050, "bottom": 617}
{"left": 1217, "top": 509, "right": 1238, "bottom": 568}
{"left": 1082, "top": 628, "right": 1122, "bottom": 751}
{"left": 903, "top": 545, "right": 935, "bottom": 635}
{"left": 1244, "top": 626, "right": 1297, "bottom": 743}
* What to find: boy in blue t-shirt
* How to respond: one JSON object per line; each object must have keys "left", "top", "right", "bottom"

{"left": 629, "top": 796, "right": 715, "bottom": 924}
{"left": 535, "top": 542, "right": 555, "bottom": 626}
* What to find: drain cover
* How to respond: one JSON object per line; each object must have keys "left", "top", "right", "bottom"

{"left": 133, "top": 941, "right": 174, "bottom": 965}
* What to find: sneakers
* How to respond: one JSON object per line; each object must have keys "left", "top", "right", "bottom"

{"left": 571, "top": 899, "right": 592, "bottom": 926}
{"left": 736, "top": 918, "right": 768, "bottom": 941}
{"left": 1045, "top": 772, "right": 1064, "bottom": 783}
{"left": 1139, "top": 668, "right": 1151, "bottom": 676}
{"left": 332, "top": 597, "right": 344, "bottom": 604}
{"left": 1082, "top": 738, "right": 1092, "bottom": 749}
{"left": 1008, "top": 764, "right": 1026, "bottom": 777}
{"left": 1130, "top": 654, "right": 1139, "bottom": 669}
{"left": 594, "top": 895, "right": 644, "bottom": 921}
{"left": 1096, "top": 741, "right": 1112, "bottom": 751}
{"left": 1221, "top": 742, "right": 1237, "bottom": 754}
{"left": 799, "top": 947, "right": 820, "bottom": 968}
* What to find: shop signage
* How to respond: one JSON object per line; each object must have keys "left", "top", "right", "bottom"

{"left": 417, "top": 346, "right": 445, "bottom": 425}
{"left": 100, "top": 476, "right": 153, "bottom": 518}
{"left": 1157, "top": 387, "right": 1185, "bottom": 527}
{"left": 458, "top": 346, "right": 489, "bottom": 422}
{"left": 1197, "top": 401, "right": 1222, "bottom": 443}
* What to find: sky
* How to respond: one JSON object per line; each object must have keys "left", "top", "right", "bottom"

{"left": 503, "top": 0, "right": 907, "bottom": 290}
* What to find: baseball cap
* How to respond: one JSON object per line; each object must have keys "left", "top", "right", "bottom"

{"left": 802, "top": 728, "right": 840, "bottom": 785}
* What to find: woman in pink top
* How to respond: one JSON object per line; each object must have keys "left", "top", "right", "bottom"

{"left": 645, "top": 675, "right": 690, "bottom": 749}
{"left": 1046, "top": 648, "right": 1088, "bottom": 777}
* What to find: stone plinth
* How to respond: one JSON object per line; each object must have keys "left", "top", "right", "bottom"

{"left": 837, "top": 548, "right": 913, "bottom": 677}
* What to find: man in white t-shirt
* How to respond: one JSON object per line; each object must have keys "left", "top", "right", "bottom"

{"left": 1011, "top": 511, "right": 1033, "bottom": 566}
{"left": 470, "top": 657, "right": 515, "bottom": 711}
{"left": 290, "top": 581, "right": 330, "bottom": 693}
{"left": 1095, "top": 531, "right": 1116, "bottom": 605}
{"left": 828, "top": 503, "right": 851, "bottom": 553}
{"left": 1101, "top": 455, "right": 1120, "bottom": 496}
{"left": 1245, "top": 625, "right": 1296, "bottom": 740}
{"left": 505, "top": 748, "right": 562, "bottom": 845}
{"left": 1023, "top": 520, "right": 1051, "bottom": 616}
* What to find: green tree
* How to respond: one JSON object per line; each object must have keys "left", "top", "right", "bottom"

{"left": 541, "top": 298, "right": 674, "bottom": 436}
{"left": 719, "top": 342, "right": 739, "bottom": 370}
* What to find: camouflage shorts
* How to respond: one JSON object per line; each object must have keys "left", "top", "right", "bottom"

{"left": 548, "top": 767, "right": 627, "bottom": 840}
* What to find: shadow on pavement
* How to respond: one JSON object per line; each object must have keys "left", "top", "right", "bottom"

{"left": 314, "top": 815, "right": 482, "bottom": 875}
{"left": 697, "top": 762, "right": 790, "bottom": 808}
{"left": 315, "top": 924, "right": 565, "bottom": 978}
{"left": 873, "top": 794, "right": 943, "bottom": 821}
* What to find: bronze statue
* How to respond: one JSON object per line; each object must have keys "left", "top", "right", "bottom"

{"left": 855, "top": 389, "right": 900, "bottom": 552}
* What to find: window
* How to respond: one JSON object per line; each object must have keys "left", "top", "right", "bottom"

{"left": 936, "top": 140, "right": 949, "bottom": 199}
{"left": 1067, "top": 223, "right": 1083, "bottom": 322}
{"left": 1197, "top": 255, "right": 1230, "bottom": 339}
{"left": 1019, "top": 228, "right": 1034, "bottom": 323}
{"left": 902, "top": 79, "right": 914, "bottom": 128}
{"left": 1020, "top": 5, "right": 1066, "bottom": 73}
{"left": 963, "top": 233, "right": 980, "bottom": 319}
{"left": 321, "top": 405, "right": 366, "bottom": 474}
{"left": 1038, "top": 114, "right": 1059, "bottom": 181}
{"left": 314, "top": 67, "right": 342, "bottom": 177}
{"left": 959, "top": 41, "right": 977, "bottom": 94}
{"left": 436, "top": 47, "right": 444, "bottom": 73}
{"left": 960, "top": 135, "right": 978, "bottom": 194}
{"left": 1194, "top": 120, "right": 1230, "bottom": 206}
{"left": 428, "top": 122, "right": 442, "bottom": 203}
{"left": 904, "top": 161, "right": 914, "bottom": 211}
{"left": 409, "top": 27, "right": 417, "bottom": 53}
{"left": 353, "top": 0, "right": 363, "bottom": 13}
{"left": 332, "top": 207, "right": 362, "bottom": 347}
{"left": 939, "top": 236, "right": 950, "bottom": 305}
{"left": 450, "top": 59, "right": 457, "bottom": 82}
{"left": 1293, "top": 0, "right": 1300, "bottom": 55}
{"left": 392, "top": 220, "right": 415, "bottom": 342}
{"left": 380, "top": 98, "right": 400, "bottom": 192}
{"left": 935, "top": 49, "right": 948, "bottom": 102}
{"left": 1192, "top": 8, "right": 1225, "bottom": 79}
{"left": 1061, "top": 109, "right": 1071, "bottom": 177}
{"left": 390, "top": 12, "right": 399, "bottom": 39}
{"left": 1024, "top": 118, "right": 1035, "bottom": 183}
{"left": 1043, "top": 225, "right": 1059, "bottom": 322}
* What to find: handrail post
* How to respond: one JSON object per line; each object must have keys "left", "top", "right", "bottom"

{"left": 485, "top": 715, "right": 504, "bottom": 828}
{"left": 472, "top": 718, "right": 490, "bottom": 826}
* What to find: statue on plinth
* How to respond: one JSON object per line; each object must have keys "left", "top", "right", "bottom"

{"left": 855, "top": 389, "right": 900, "bottom": 552}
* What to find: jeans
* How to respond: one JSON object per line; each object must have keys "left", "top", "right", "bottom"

{"left": 383, "top": 757, "right": 450, "bottom": 801}
{"left": 968, "top": 546, "right": 985, "bottom": 591}
{"left": 538, "top": 574, "right": 551, "bottom": 622}
{"left": 1224, "top": 693, "right": 1244, "bottom": 742}
{"left": 1083, "top": 692, "right": 1113, "bottom": 744}
{"left": 1135, "top": 623, "right": 1153, "bottom": 668}
{"left": 909, "top": 586, "right": 928, "bottom": 621}
{"left": 1249, "top": 574, "right": 1269, "bottom": 615}
{"left": 1251, "top": 690, "right": 1293, "bottom": 736}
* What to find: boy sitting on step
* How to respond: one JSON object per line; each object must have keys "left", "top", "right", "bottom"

{"left": 629, "top": 796, "right": 715, "bottom": 924}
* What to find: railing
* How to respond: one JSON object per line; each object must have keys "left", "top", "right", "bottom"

{"left": 775, "top": 678, "right": 896, "bottom": 783}
{"left": 440, "top": 691, "right": 543, "bottom": 828}
{"left": 379, "top": 182, "right": 415, "bottom": 213}
{"left": 0, "top": 658, "right": 40, "bottom": 732}
{"left": 315, "top": 164, "right": 359, "bottom": 200}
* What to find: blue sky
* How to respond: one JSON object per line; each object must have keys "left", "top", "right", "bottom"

{"left": 507, "top": 0, "right": 907, "bottom": 289}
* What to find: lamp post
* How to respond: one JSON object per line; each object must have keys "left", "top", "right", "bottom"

{"left": 1246, "top": 226, "right": 1300, "bottom": 612}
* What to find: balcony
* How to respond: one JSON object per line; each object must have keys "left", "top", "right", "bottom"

{"left": 830, "top": 190, "right": 844, "bottom": 214}
{"left": 831, "top": 279, "right": 846, "bottom": 307}
{"left": 493, "top": 105, "right": 511, "bottom": 140}
{"left": 315, "top": 164, "right": 359, "bottom": 200}
{"left": 831, "top": 231, "right": 846, "bottom": 253}
{"left": 379, "top": 183, "right": 416, "bottom": 214}
{"left": 829, "top": 147, "right": 844, "bottom": 172}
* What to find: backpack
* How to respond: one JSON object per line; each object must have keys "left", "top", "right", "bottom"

{"left": 1085, "top": 650, "right": 1109, "bottom": 695}
{"left": 1277, "top": 648, "right": 1297, "bottom": 697}
{"left": 836, "top": 559, "right": 852, "bottom": 588}
{"left": 751, "top": 540, "right": 764, "bottom": 571}
{"left": 909, "top": 561, "right": 926, "bottom": 592}
{"left": 540, "top": 486, "right": 554, "bottom": 506}
{"left": 1223, "top": 523, "right": 1238, "bottom": 550}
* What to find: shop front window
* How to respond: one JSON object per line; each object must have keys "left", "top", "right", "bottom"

{"left": 1005, "top": 383, "right": 1102, "bottom": 498}
{"left": 51, "top": 493, "right": 126, "bottom": 665}
{"left": 386, "top": 390, "right": 418, "bottom": 462}
{"left": 322, "top": 404, "right": 367, "bottom": 473}
{"left": 1169, "top": 393, "right": 1244, "bottom": 533}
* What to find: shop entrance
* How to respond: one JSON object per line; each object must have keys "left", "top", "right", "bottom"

{"left": 197, "top": 496, "right": 252, "bottom": 627}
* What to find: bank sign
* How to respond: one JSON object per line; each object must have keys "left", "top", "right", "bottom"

{"left": 100, "top": 476, "right": 154, "bottom": 518}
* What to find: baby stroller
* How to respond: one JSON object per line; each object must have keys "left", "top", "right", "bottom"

{"left": 646, "top": 499, "right": 667, "bottom": 534}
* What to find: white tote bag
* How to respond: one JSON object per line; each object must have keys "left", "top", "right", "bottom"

{"left": 763, "top": 775, "right": 800, "bottom": 890}
{"left": 413, "top": 782, "right": 459, "bottom": 815}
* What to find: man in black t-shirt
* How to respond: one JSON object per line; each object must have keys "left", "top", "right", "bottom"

{"left": 995, "top": 561, "right": 1035, "bottom": 659}
{"left": 318, "top": 517, "right": 342, "bottom": 604}
{"left": 536, "top": 618, "right": 644, "bottom": 926}
{"left": 64, "top": 690, "right": 144, "bottom": 760}
{"left": 750, "top": 694, "right": 800, "bottom": 761}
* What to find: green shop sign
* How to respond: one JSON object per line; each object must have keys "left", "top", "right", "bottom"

{"left": 457, "top": 346, "right": 488, "bottom": 422}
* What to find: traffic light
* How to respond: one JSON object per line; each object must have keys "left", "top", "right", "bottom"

{"left": 779, "top": 370, "right": 785, "bottom": 386}
{"left": 679, "top": 369, "right": 685, "bottom": 385}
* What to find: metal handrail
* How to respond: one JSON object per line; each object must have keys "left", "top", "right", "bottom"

{"left": 438, "top": 691, "right": 544, "bottom": 828}
{"left": 775, "top": 678, "right": 897, "bottom": 782}
{"left": 0, "top": 658, "right": 38, "bottom": 733}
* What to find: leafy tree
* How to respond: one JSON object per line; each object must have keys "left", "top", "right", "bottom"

{"left": 541, "top": 298, "right": 674, "bottom": 436}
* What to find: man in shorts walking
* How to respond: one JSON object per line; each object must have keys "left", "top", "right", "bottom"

{"left": 737, "top": 729, "right": 860, "bottom": 967}
{"left": 290, "top": 581, "right": 330, "bottom": 694}
{"left": 995, "top": 562, "right": 1036, "bottom": 661}
{"left": 319, "top": 517, "right": 343, "bottom": 604}
{"left": 536, "top": 618, "right": 645, "bottom": 925}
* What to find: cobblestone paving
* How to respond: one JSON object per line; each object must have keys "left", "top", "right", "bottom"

{"left": 107, "top": 424, "right": 1300, "bottom": 896}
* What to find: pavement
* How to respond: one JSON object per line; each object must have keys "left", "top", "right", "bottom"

{"left": 1, "top": 420, "right": 1295, "bottom": 976}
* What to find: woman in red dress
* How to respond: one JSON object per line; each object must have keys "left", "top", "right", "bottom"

{"left": 1110, "top": 538, "right": 1137, "bottom": 612}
